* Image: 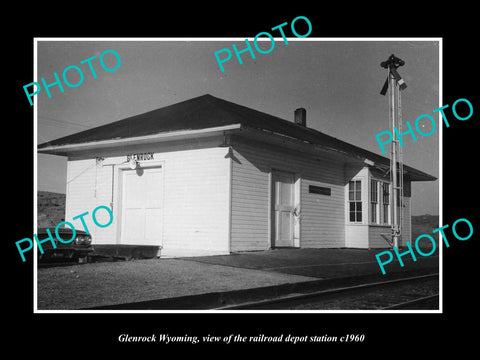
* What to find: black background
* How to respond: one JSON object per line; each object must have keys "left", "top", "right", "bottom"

{"left": 6, "top": 3, "right": 477, "bottom": 355}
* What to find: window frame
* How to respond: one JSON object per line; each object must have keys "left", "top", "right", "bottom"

{"left": 348, "top": 180, "right": 362, "bottom": 223}
{"left": 370, "top": 179, "right": 379, "bottom": 224}
{"left": 381, "top": 181, "right": 391, "bottom": 225}
{"left": 367, "top": 178, "right": 391, "bottom": 226}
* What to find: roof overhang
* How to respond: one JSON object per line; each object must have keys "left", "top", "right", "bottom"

{"left": 37, "top": 124, "right": 243, "bottom": 156}
{"left": 235, "top": 126, "right": 436, "bottom": 182}
{"left": 38, "top": 122, "right": 436, "bottom": 182}
{"left": 235, "top": 126, "right": 367, "bottom": 164}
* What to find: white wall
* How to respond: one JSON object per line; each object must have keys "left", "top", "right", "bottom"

{"left": 368, "top": 226, "right": 391, "bottom": 248}
{"left": 367, "top": 197, "right": 411, "bottom": 248}
{"left": 343, "top": 166, "right": 413, "bottom": 249}
{"left": 65, "top": 159, "right": 99, "bottom": 238}
{"left": 64, "top": 137, "right": 414, "bottom": 255}
{"left": 65, "top": 142, "right": 231, "bottom": 257}
{"left": 346, "top": 225, "right": 369, "bottom": 248}
{"left": 230, "top": 139, "right": 346, "bottom": 251}
{"left": 161, "top": 147, "right": 230, "bottom": 257}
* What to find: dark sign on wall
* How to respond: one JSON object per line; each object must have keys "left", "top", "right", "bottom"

{"left": 309, "top": 185, "right": 331, "bottom": 196}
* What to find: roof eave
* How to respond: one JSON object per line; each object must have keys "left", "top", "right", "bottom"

{"left": 237, "top": 126, "right": 437, "bottom": 182}
{"left": 37, "top": 124, "right": 243, "bottom": 156}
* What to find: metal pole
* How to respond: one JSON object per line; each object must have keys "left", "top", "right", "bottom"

{"left": 390, "top": 72, "right": 399, "bottom": 248}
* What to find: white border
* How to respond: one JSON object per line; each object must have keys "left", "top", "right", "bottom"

{"left": 33, "top": 40, "right": 39, "bottom": 312}
{"left": 438, "top": 39, "right": 443, "bottom": 313}
{"left": 33, "top": 37, "right": 442, "bottom": 314}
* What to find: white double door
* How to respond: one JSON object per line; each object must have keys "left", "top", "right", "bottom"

{"left": 121, "top": 167, "right": 164, "bottom": 246}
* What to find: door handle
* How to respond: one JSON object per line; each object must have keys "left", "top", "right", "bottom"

{"left": 293, "top": 206, "right": 300, "bottom": 216}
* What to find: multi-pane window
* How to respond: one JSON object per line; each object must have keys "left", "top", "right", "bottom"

{"left": 349, "top": 180, "right": 362, "bottom": 222}
{"left": 382, "top": 182, "right": 390, "bottom": 224}
{"left": 370, "top": 179, "right": 378, "bottom": 224}
{"left": 349, "top": 179, "right": 391, "bottom": 225}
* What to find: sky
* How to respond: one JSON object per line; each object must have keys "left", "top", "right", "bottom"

{"left": 36, "top": 39, "right": 440, "bottom": 215}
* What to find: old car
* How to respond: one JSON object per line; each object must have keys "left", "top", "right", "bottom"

{"left": 36, "top": 227, "right": 93, "bottom": 263}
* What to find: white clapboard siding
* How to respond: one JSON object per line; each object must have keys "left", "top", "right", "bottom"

{"left": 66, "top": 159, "right": 120, "bottom": 245}
{"left": 300, "top": 176, "right": 345, "bottom": 248}
{"left": 93, "top": 163, "right": 115, "bottom": 244}
{"left": 66, "top": 145, "right": 230, "bottom": 257}
{"left": 368, "top": 199, "right": 411, "bottom": 248}
{"left": 161, "top": 147, "right": 230, "bottom": 257}
{"left": 65, "top": 159, "right": 99, "bottom": 239}
{"left": 368, "top": 226, "right": 390, "bottom": 248}
{"left": 345, "top": 225, "right": 369, "bottom": 248}
{"left": 230, "top": 140, "right": 346, "bottom": 251}
{"left": 230, "top": 144, "right": 270, "bottom": 251}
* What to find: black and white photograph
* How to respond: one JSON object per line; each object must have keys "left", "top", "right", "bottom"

{"left": 7, "top": 6, "right": 478, "bottom": 354}
{"left": 34, "top": 39, "right": 440, "bottom": 312}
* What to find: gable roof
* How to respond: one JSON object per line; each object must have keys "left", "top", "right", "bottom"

{"left": 38, "top": 94, "right": 436, "bottom": 181}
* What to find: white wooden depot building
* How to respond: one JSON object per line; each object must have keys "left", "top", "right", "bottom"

{"left": 38, "top": 94, "right": 436, "bottom": 258}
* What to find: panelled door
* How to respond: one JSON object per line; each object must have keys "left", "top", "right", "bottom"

{"left": 121, "top": 167, "right": 164, "bottom": 246}
{"left": 272, "top": 170, "right": 296, "bottom": 247}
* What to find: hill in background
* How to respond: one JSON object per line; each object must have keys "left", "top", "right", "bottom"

{"left": 37, "top": 191, "right": 65, "bottom": 228}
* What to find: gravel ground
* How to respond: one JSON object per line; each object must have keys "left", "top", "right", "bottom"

{"left": 36, "top": 258, "right": 316, "bottom": 310}
{"left": 290, "top": 277, "right": 439, "bottom": 310}
{"left": 37, "top": 248, "right": 439, "bottom": 310}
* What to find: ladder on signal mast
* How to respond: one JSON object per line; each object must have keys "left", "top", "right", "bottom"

{"left": 379, "top": 54, "right": 407, "bottom": 249}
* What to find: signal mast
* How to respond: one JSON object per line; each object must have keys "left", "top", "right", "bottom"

{"left": 380, "top": 54, "right": 407, "bottom": 249}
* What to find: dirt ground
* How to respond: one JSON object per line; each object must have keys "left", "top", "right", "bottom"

{"left": 36, "top": 257, "right": 316, "bottom": 310}
{"left": 36, "top": 248, "right": 439, "bottom": 310}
